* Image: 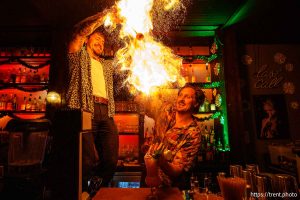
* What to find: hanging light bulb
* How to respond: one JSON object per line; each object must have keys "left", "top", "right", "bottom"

{"left": 46, "top": 91, "right": 61, "bottom": 105}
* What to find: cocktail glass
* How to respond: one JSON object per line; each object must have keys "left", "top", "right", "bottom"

{"left": 217, "top": 176, "right": 246, "bottom": 200}
{"left": 144, "top": 154, "right": 161, "bottom": 200}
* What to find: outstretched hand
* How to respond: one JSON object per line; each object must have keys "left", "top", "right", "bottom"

{"left": 105, "top": 5, "right": 123, "bottom": 24}
{"left": 147, "top": 142, "right": 166, "bottom": 159}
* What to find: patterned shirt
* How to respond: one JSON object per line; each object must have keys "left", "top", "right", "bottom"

{"left": 155, "top": 103, "right": 202, "bottom": 187}
{"left": 66, "top": 46, "right": 115, "bottom": 117}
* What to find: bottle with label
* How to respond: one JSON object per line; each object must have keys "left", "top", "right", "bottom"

{"left": 205, "top": 63, "right": 211, "bottom": 82}
{"left": 3, "top": 70, "right": 10, "bottom": 83}
{"left": 37, "top": 96, "right": 43, "bottom": 111}
{"left": 198, "top": 103, "right": 205, "bottom": 113}
{"left": 40, "top": 73, "right": 46, "bottom": 83}
{"left": 32, "top": 70, "right": 41, "bottom": 83}
{"left": 210, "top": 93, "right": 216, "bottom": 111}
{"left": 6, "top": 94, "right": 13, "bottom": 110}
{"left": 210, "top": 126, "right": 215, "bottom": 144}
{"left": 31, "top": 97, "right": 37, "bottom": 111}
{"left": 20, "top": 68, "right": 27, "bottom": 83}
{"left": 206, "top": 141, "right": 213, "bottom": 161}
{"left": 41, "top": 97, "right": 47, "bottom": 111}
{"left": 26, "top": 94, "right": 33, "bottom": 111}
{"left": 12, "top": 94, "right": 17, "bottom": 110}
{"left": 0, "top": 94, "right": 5, "bottom": 110}
{"left": 20, "top": 96, "right": 27, "bottom": 111}
{"left": 26, "top": 69, "right": 33, "bottom": 83}
{"left": 15, "top": 68, "right": 22, "bottom": 83}
{"left": 203, "top": 97, "right": 210, "bottom": 112}
{"left": 189, "top": 46, "right": 193, "bottom": 59}
{"left": 10, "top": 68, "right": 17, "bottom": 83}
{"left": 191, "top": 65, "right": 196, "bottom": 83}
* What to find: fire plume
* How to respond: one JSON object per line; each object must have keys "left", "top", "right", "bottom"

{"left": 104, "top": 0, "right": 185, "bottom": 94}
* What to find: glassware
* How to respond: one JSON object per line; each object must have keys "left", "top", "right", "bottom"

{"left": 242, "top": 169, "right": 255, "bottom": 199}
{"left": 218, "top": 172, "right": 226, "bottom": 178}
{"left": 229, "top": 164, "right": 243, "bottom": 177}
{"left": 217, "top": 176, "right": 246, "bottom": 200}
{"left": 273, "top": 174, "right": 299, "bottom": 199}
{"left": 204, "top": 175, "right": 211, "bottom": 194}
{"left": 255, "top": 174, "right": 274, "bottom": 200}
{"left": 190, "top": 174, "right": 196, "bottom": 191}
{"left": 245, "top": 164, "right": 260, "bottom": 174}
{"left": 144, "top": 154, "right": 161, "bottom": 200}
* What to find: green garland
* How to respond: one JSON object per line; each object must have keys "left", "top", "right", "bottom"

{"left": 195, "top": 111, "right": 222, "bottom": 122}
{"left": 182, "top": 35, "right": 223, "bottom": 62}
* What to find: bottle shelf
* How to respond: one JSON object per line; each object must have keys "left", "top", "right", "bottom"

{"left": 0, "top": 56, "right": 51, "bottom": 59}
{"left": 0, "top": 83, "right": 48, "bottom": 92}
{"left": 0, "top": 83, "right": 48, "bottom": 86}
{"left": 0, "top": 110, "right": 45, "bottom": 113}
{"left": 196, "top": 111, "right": 219, "bottom": 114}
{"left": 0, "top": 111, "right": 46, "bottom": 120}
{"left": 0, "top": 47, "right": 50, "bottom": 120}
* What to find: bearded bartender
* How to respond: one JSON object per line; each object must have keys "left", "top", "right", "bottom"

{"left": 66, "top": 6, "right": 120, "bottom": 193}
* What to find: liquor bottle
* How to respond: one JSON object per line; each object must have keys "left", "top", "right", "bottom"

{"left": 20, "top": 68, "right": 27, "bottom": 83}
{"left": 31, "top": 97, "right": 37, "bottom": 111}
{"left": 205, "top": 63, "right": 211, "bottom": 82}
{"left": 216, "top": 139, "right": 223, "bottom": 151}
{"left": 10, "top": 68, "right": 17, "bottom": 83}
{"left": 189, "top": 46, "right": 193, "bottom": 59}
{"left": 210, "top": 92, "right": 216, "bottom": 111}
{"left": 191, "top": 65, "right": 196, "bottom": 83}
{"left": 26, "top": 69, "right": 33, "bottom": 83}
{"left": 41, "top": 97, "right": 47, "bottom": 111}
{"left": 44, "top": 73, "right": 49, "bottom": 83}
{"left": 3, "top": 70, "right": 10, "bottom": 83}
{"left": 0, "top": 94, "right": 5, "bottom": 110}
{"left": 33, "top": 48, "right": 39, "bottom": 57}
{"left": 15, "top": 68, "right": 22, "bottom": 83}
{"left": 176, "top": 47, "right": 181, "bottom": 55}
{"left": 37, "top": 96, "right": 43, "bottom": 111}
{"left": 6, "top": 94, "right": 13, "bottom": 110}
{"left": 200, "top": 133, "right": 207, "bottom": 161}
{"left": 12, "top": 94, "right": 17, "bottom": 111}
{"left": 40, "top": 72, "right": 46, "bottom": 83}
{"left": 26, "top": 94, "right": 33, "bottom": 111}
{"left": 20, "top": 96, "right": 27, "bottom": 111}
{"left": 210, "top": 126, "right": 215, "bottom": 144}
{"left": 206, "top": 141, "right": 213, "bottom": 161}
{"left": 190, "top": 173, "right": 196, "bottom": 191}
{"left": 32, "top": 70, "right": 41, "bottom": 83}
{"left": 203, "top": 125, "right": 210, "bottom": 141}
{"left": 203, "top": 97, "right": 210, "bottom": 112}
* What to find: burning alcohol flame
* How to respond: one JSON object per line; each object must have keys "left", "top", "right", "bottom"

{"left": 104, "top": 0, "right": 185, "bottom": 94}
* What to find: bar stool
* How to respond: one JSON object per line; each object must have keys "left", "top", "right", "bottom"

{"left": 2, "top": 118, "right": 51, "bottom": 200}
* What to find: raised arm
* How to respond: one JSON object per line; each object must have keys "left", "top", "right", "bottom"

{"left": 68, "top": 11, "right": 108, "bottom": 53}
{"left": 68, "top": 6, "right": 119, "bottom": 53}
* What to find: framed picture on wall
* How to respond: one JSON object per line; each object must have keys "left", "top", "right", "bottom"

{"left": 253, "top": 95, "right": 290, "bottom": 139}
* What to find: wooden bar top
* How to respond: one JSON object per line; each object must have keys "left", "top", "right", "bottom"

{"left": 92, "top": 187, "right": 184, "bottom": 200}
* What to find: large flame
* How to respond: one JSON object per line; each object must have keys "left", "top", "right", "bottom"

{"left": 105, "top": 0, "right": 185, "bottom": 94}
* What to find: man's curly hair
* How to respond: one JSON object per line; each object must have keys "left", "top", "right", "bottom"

{"left": 178, "top": 83, "right": 205, "bottom": 113}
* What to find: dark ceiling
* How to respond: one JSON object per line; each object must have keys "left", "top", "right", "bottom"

{"left": 0, "top": 0, "right": 300, "bottom": 45}
{"left": 0, "top": 0, "right": 246, "bottom": 28}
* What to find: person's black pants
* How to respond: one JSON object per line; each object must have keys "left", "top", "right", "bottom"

{"left": 92, "top": 103, "right": 119, "bottom": 186}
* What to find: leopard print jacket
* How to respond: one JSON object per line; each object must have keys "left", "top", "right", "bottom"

{"left": 66, "top": 46, "right": 115, "bottom": 118}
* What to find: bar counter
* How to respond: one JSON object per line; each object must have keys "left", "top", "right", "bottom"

{"left": 92, "top": 187, "right": 183, "bottom": 200}
{"left": 92, "top": 187, "right": 224, "bottom": 200}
